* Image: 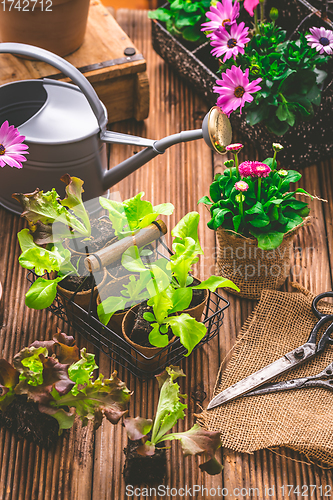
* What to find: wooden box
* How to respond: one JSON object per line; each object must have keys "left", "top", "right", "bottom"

{"left": 0, "top": 0, "right": 149, "bottom": 123}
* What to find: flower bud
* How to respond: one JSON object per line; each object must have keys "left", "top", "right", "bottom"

{"left": 235, "top": 193, "right": 245, "bottom": 202}
{"left": 272, "top": 142, "right": 284, "bottom": 152}
{"left": 224, "top": 159, "right": 234, "bottom": 168}
{"left": 277, "top": 169, "right": 288, "bottom": 177}
{"left": 250, "top": 64, "right": 261, "bottom": 75}
{"left": 270, "top": 8, "right": 279, "bottom": 21}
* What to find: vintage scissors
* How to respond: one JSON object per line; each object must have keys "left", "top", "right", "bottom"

{"left": 244, "top": 360, "right": 333, "bottom": 397}
{"left": 207, "top": 291, "right": 333, "bottom": 410}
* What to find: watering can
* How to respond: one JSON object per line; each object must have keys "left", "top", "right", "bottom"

{"left": 0, "top": 43, "right": 232, "bottom": 214}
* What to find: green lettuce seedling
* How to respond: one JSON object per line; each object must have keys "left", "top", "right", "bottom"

{"left": 99, "top": 191, "right": 174, "bottom": 239}
{"left": 124, "top": 366, "right": 222, "bottom": 475}
{"left": 17, "top": 228, "right": 79, "bottom": 310}
{"left": 169, "top": 212, "right": 239, "bottom": 307}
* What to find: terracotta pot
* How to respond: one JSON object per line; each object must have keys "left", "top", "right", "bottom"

{"left": 0, "top": 0, "right": 90, "bottom": 57}
{"left": 96, "top": 274, "right": 132, "bottom": 335}
{"left": 57, "top": 267, "right": 107, "bottom": 320}
{"left": 182, "top": 278, "right": 209, "bottom": 322}
{"left": 122, "top": 304, "right": 176, "bottom": 372}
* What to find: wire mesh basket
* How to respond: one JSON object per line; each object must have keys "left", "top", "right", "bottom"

{"left": 27, "top": 266, "right": 229, "bottom": 379}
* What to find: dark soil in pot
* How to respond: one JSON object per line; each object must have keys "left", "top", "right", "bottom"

{"left": 0, "top": 395, "right": 60, "bottom": 447}
{"left": 130, "top": 303, "right": 173, "bottom": 347}
{"left": 68, "top": 218, "right": 117, "bottom": 254}
{"left": 123, "top": 436, "right": 167, "bottom": 486}
{"left": 187, "top": 278, "right": 205, "bottom": 309}
{"left": 59, "top": 274, "right": 95, "bottom": 293}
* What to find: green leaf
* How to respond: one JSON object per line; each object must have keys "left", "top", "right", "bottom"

{"left": 193, "top": 276, "right": 239, "bottom": 293}
{"left": 68, "top": 348, "right": 98, "bottom": 396}
{"left": 25, "top": 276, "right": 63, "bottom": 309}
{"left": 209, "top": 181, "right": 222, "bottom": 203}
{"left": 152, "top": 202, "right": 174, "bottom": 216}
{"left": 182, "top": 26, "right": 202, "bottom": 42}
{"left": 256, "top": 231, "right": 284, "bottom": 250}
{"left": 147, "top": 289, "right": 173, "bottom": 324}
{"left": 198, "top": 195, "right": 213, "bottom": 205}
{"left": 232, "top": 214, "right": 242, "bottom": 233}
{"left": 166, "top": 314, "right": 206, "bottom": 356}
{"left": 148, "top": 8, "right": 172, "bottom": 21}
{"left": 148, "top": 323, "right": 169, "bottom": 348}
{"left": 306, "top": 84, "right": 321, "bottom": 105}
{"left": 143, "top": 312, "right": 156, "bottom": 322}
{"left": 151, "top": 366, "right": 187, "bottom": 444}
{"left": 171, "top": 211, "right": 203, "bottom": 254}
{"left": 168, "top": 287, "right": 192, "bottom": 314}
{"left": 124, "top": 416, "right": 153, "bottom": 441}
{"left": 121, "top": 245, "right": 148, "bottom": 273}
{"left": 276, "top": 103, "right": 288, "bottom": 121}
{"left": 246, "top": 105, "right": 268, "bottom": 126}
{"left": 245, "top": 202, "right": 264, "bottom": 215}
{"left": 97, "top": 296, "right": 127, "bottom": 325}
{"left": 249, "top": 214, "right": 271, "bottom": 227}
{"left": 170, "top": 237, "right": 198, "bottom": 288}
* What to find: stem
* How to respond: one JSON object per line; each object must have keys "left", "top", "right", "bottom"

{"left": 234, "top": 153, "right": 239, "bottom": 179}
{"left": 229, "top": 168, "right": 232, "bottom": 179}
{"left": 257, "top": 178, "right": 262, "bottom": 201}
{"left": 260, "top": 1, "right": 264, "bottom": 23}
{"left": 240, "top": 197, "right": 244, "bottom": 220}
{"left": 272, "top": 151, "right": 277, "bottom": 171}
{"left": 254, "top": 7, "right": 259, "bottom": 34}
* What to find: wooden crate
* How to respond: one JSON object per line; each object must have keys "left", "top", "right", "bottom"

{"left": 0, "top": 0, "right": 149, "bottom": 123}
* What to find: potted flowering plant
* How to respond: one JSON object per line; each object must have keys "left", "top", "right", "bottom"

{"left": 198, "top": 142, "right": 313, "bottom": 298}
{"left": 0, "top": 331, "right": 131, "bottom": 446}
{"left": 123, "top": 366, "right": 222, "bottom": 485}
{"left": 151, "top": 0, "right": 333, "bottom": 167}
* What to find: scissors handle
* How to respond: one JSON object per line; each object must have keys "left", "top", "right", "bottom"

{"left": 308, "top": 291, "right": 333, "bottom": 350}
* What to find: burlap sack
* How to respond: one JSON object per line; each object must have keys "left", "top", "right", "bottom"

{"left": 198, "top": 283, "right": 333, "bottom": 467}
{"left": 215, "top": 221, "right": 309, "bottom": 299}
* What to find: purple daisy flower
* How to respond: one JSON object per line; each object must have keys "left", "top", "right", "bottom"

{"left": 306, "top": 26, "right": 333, "bottom": 55}
{"left": 201, "top": 0, "right": 240, "bottom": 37}
{"left": 210, "top": 22, "right": 250, "bottom": 62}
{"left": 243, "top": 0, "right": 259, "bottom": 17}
{"left": 213, "top": 66, "right": 262, "bottom": 117}
{"left": 0, "top": 121, "right": 28, "bottom": 169}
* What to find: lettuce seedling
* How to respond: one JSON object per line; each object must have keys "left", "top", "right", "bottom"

{"left": 13, "top": 175, "right": 91, "bottom": 245}
{"left": 17, "top": 228, "right": 79, "bottom": 310}
{"left": 124, "top": 366, "right": 222, "bottom": 475}
{"left": 0, "top": 332, "right": 131, "bottom": 433}
{"left": 169, "top": 212, "right": 239, "bottom": 306}
{"left": 144, "top": 286, "right": 207, "bottom": 356}
{"left": 99, "top": 191, "right": 174, "bottom": 239}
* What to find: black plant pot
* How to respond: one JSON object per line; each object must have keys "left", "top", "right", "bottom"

{"left": 123, "top": 438, "right": 167, "bottom": 486}
{"left": 151, "top": 0, "right": 333, "bottom": 168}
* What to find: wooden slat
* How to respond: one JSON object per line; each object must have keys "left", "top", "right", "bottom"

{"left": 0, "top": 7, "right": 332, "bottom": 500}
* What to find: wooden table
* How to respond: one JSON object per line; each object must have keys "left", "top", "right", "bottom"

{"left": 1, "top": 8, "right": 333, "bottom": 500}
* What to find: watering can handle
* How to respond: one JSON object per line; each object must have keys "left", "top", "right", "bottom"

{"left": 0, "top": 42, "right": 108, "bottom": 131}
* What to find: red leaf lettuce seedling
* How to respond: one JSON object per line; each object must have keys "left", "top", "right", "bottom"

{"left": 124, "top": 365, "right": 222, "bottom": 475}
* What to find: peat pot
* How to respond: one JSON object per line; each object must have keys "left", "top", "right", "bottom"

{"left": 0, "top": 0, "right": 90, "bottom": 57}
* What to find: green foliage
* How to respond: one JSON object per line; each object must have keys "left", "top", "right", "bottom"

{"left": 198, "top": 154, "right": 311, "bottom": 250}
{"left": 215, "top": 20, "right": 329, "bottom": 135}
{"left": 148, "top": 0, "right": 210, "bottom": 43}
{"left": 100, "top": 192, "right": 174, "bottom": 239}
{"left": 0, "top": 334, "right": 131, "bottom": 433}
{"left": 124, "top": 366, "right": 222, "bottom": 475}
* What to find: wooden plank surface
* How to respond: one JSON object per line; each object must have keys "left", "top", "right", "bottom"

{"left": 0, "top": 8, "right": 332, "bottom": 500}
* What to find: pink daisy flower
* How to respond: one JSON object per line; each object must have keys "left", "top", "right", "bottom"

{"left": 0, "top": 121, "right": 28, "bottom": 169}
{"left": 238, "top": 160, "right": 253, "bottom": 177}
{"left": 243, "top": 0, "right": 259, "bottom": 16}
{"left": 213, "top": 66, "right": 262, "bottom": 117}
{"left": 226, "top": 143, "right": 243, "bottom": 153}
{"left": 201, "top": 0, "right": 240, "bottom": 37}
{"left": 235, "top": 180, "right": 249, "bottom": 192}
{"left": 306, "top": 27, "right": 333, "bottom": 55}
{"left": 210, "top": 22, "right": 250, "bottom": 62}
{"left": 251, "top": 161, "right": 271, "bottom": 178}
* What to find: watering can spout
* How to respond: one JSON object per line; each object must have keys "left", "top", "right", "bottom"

{"left": 101, "top": 107, "right": 232, "bottom": 191}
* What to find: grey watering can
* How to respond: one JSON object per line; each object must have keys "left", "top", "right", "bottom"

{"left": 0, "top": 43, "right": 232, "bottom": 214}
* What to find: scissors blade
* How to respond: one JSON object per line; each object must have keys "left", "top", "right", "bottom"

{"left": 244, "top": 377, "right": 309, "bottom": 397}
{"left": 207, "top": 343, "right": 316, "bottom": 410}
